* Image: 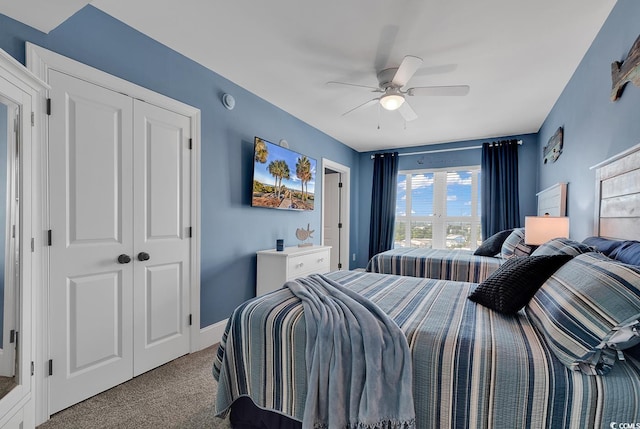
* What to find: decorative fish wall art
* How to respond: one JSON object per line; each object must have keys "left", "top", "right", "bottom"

{"left": 611, "top": 34, "right": 640, "bottom": 101}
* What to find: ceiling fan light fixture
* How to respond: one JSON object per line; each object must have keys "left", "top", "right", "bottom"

{"left": 379, "top": 93, "right": 405, "bottom": 111}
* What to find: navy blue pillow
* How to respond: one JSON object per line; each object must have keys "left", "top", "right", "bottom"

{"left": 474, "top": 229, "right": 513, "bottom": 256}
{"left": 582, "top": 236, "right": 623, "bottom": 256}
{"left": 610, "top": 240, "right": 640, "bottom": 266}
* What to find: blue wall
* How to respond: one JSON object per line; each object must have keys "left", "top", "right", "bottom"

{"left": 0, "top": 6, "right": 360, "bottom": 327}
{"left": 354, "top": 133, "right": 538, "bottom": 268}
{"left": 537, "top": 0, "right": 640, "bottom": 240}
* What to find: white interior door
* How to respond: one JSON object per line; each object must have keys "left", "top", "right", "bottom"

{"left": 48, "top": 70, "right": 134, "bottom": 413}
{"left": 132, "top": 100, "right": 190, "bottom": 375}
{"left": 323, "top": 172, "right": 341, "bottom": 270}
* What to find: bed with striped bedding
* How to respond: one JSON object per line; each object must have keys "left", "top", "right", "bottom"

{"left": 213, "top": 269, "right": 640, "bottom": 428}
{"left": 365, "top": 247, "right": 504, "bottom": 282}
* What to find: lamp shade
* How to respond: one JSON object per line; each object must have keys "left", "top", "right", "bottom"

{"left": 379, "top": 93, "right": 405, "bottom": 110}
{"left": 524, "top": 216, "right": 570, "bottom": 245}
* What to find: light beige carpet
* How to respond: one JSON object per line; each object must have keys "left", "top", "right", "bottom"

{"left": 38, "top": 345, "right": 231, "bottom": 429}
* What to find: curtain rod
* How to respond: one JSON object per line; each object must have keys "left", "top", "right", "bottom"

{"left": 370, "top": 139, "right": 523, "bottom": 159}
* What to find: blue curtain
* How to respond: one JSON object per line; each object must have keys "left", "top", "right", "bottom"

{"left": 481, "top": 140, "right": 520, "bottom": 239}
{"left": 369, "top": 152, "right": 399, "bottom": 259}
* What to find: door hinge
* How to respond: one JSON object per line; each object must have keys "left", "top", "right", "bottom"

{"left": 46, "top": 98, "right": 52, "bottom": 115}
{"left": 188, "top": 314, "right": 192, "bottom": 326}
{"left": 31, "top": 237, "right": 35, "bottom": 252}
{"left": 338, "top": 223, "right": 343, "bottom": 229}
{"left": 31, "top": 111, "right": 35, "bottom": 126}
{"left": 31, "top": 362, "right": 35, "bottom": 376}
{"left": 48, "top": 359, "right": 53, "bottom": 376}
{"left": 188, "top": 227, "right": 192, "bottom": 238}
{"left": 47, "top": 229, "right": 52, "bottom": 246}
{"left": 9, "top": 330, "right": 15, "bottom": 344}
{"left": 188, "top": 138, "right": 193, "bottom": 150}
{"left": 338, "top": 263, "right": 342, "bottom": 269}
{"left": 338, "top": 182, "right": 343, "bottom": 188}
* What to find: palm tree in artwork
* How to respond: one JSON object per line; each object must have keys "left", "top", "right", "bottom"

{"left": 278, "top": 160, "right": 291, "bottom": 197}
{"left": 268, "top": 160, "right": 280, "bottom": 197}
{"left": 268, "top": 159, "right": 290, "bottom": 199}
{"left": 296, "top": 156, "right": 311, "bottom": 201}
{"left": 255, "top": 138, "right": 268, "bottom": 163}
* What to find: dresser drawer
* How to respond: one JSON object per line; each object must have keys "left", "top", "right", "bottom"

{"left": 256, "top": 245, "right": 331, "bottom": 296}
{"left": 287, "top": 249, "right": 330, "bottom": 277}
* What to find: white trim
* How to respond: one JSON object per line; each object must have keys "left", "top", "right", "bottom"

{"left": 199, "top": 319, "right": 228, "bottom": 350}
{"left": 25, "top": 43, "right": 201, "bottom": 425}
{"left": 321, "top": 159, "right": 351, "bottom": 270}
{"left": 0, "top": 47, "right": 48, "bottom": 428}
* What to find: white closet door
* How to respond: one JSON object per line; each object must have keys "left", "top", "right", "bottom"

{"left": 132, "top": 100, "right": 191, "bottom": 375}
{"left": 48, "top": 70, "right": 134, "bottom": 413}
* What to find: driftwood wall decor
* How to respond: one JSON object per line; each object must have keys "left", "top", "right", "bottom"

{"left": 543, "top": 127, "right": 563, "bottom": 164}
{"left": 611, "top": 34, "right": 640, "bottom": 101}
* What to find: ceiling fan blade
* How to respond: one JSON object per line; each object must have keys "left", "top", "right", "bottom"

{"left": 413, "top": 63, "right": 458, "bottom": 76}
{"left": 408, "top": 85, "right": 470, "bottom": 97}
{"left": 326, "top": 81, "right": 381, "bottom": 92}
{"left": 398, "top": 101, "right": 418, "bottom": 122}
{"left": 391, "top": 55, "right": 423, "bottom": 87}
{"left": 341, "top": 98, "right": 380, "bottom": 116}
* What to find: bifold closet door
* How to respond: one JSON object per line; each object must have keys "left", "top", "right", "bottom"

{"left": 132, "top": 100, "right": 191, "bottom": 376}
{"left": 48, "top": 70, "right": 135, "bottom": 413}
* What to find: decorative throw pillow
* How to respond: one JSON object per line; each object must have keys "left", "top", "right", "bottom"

{"left": 526, "top": 252, "right": 640, "bottom": 375}
{"left": 474, "top": 229, "right": 513, "bottom": 256}
{"left": 582, "top": 236, "right": 623, "bottom": 256}
{"left": 500, "top": 228, "right": 534, "bottom": 259}
{"left": 468, "top": 255, "right": 572, "bottom": 314}
{"left": 610, "top": 240, "right": 640, "bottom": 266}
{"left": 531, "top": 237, "right": 593, "bottom": 257}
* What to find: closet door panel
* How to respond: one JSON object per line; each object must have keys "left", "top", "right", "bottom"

{"left": 132, "top": 100, "right": 191, "bottom": 376}
{"left": 48, "top": 70, "right": 134, "bottom": 414}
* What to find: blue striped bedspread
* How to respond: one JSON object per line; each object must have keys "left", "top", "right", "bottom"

{"left": 366, "top": 247, "right": 504, "bottom": 282}
{"left": 213, "top": 270, "right": 640, "bottom": 428}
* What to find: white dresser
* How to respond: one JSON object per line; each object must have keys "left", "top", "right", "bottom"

{"left": 256, "top": 245, "right": 331, "bottom": 296}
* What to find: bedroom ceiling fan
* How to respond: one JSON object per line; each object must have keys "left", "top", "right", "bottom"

{"left": 327, "top": 55, "right": 470, "bottom": 122}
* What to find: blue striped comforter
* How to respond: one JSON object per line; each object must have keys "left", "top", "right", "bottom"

{"left": 366, "top": 247, "right": 504, "bottom": 282}
{"left": 214, "top": 270, "right": 640, "bottom": 428}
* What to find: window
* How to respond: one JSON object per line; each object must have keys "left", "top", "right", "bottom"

{"left": 395, "top": 167, "right": 482, "bottom": 250}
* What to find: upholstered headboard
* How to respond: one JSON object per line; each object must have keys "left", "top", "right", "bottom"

{"left": 536, "top": 182, "right": 567, "bottom": 216}
{"left": 591, "top": 143, "right": 640, "bottom": 241}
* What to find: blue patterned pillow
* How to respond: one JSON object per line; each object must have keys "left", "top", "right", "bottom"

{"left": 526, "top": 252, "right": 640, "bottom": 375}
{"left": 531, "top": 238, "right": 593, "bottom": 257}
{"left": 500, "top": 228, "right": 534, "bottom": 259}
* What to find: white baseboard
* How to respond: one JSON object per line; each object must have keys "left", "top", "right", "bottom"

{"left": 198, "top": 319, "right": 228, "bottom": 350}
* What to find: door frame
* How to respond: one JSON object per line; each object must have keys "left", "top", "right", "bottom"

{"left": 26, "top": 43, "right": 201, "bottom": 424}
{"left": 321, "top": 158, "right": 350, "bottom": 270}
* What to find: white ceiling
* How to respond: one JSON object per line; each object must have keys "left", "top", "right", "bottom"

{"left": 1, "top": 0, "right": 617, "bottom": 152}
